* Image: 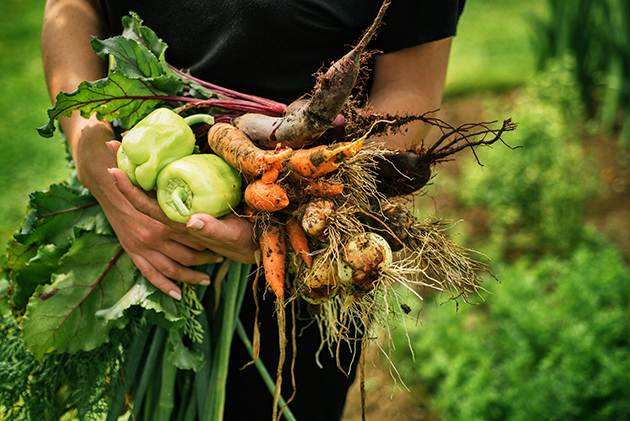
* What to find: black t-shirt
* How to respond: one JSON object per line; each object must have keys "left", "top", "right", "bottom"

{"left": 100, "top": 0, "right": 465, "bottom": 103}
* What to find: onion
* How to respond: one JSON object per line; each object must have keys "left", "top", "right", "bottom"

{"left": 299, "top": 255, "right": 340, "bottom": 304}
{"left": 339, "top": 232, "right": 393, "bottom": 295}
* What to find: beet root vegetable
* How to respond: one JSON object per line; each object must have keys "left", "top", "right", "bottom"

{"left": 233, "top": 1, "right": 390, "bottom": 149}
{"left": 339, "top": 232, "right": 393, "bottom": 296}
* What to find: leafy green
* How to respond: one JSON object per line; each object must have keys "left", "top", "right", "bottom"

{"left": 37, "top": 72, "right": 168, "bottom": 138}
{"left": 5, "top": 182, "right": 111, "bottom": 314}
{"left": 16, "top": 182, "right": 110, "bottom": 245}
{"left": 96, "top": 275, "right": 184, "bottom": 332}
{"left": 0, "top": 313, "right": 137, "bottom": 421}
{"left": 21, "top": 233, "right": 135, "bottom": 362}
{"left": 394, "top": 232, "right": 630, "bottom": 421}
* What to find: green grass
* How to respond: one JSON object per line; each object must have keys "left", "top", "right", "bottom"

{"left": 445, "top": 0, "right": 548, "bottom": 96}
{"left": 0, "top": 0, "right": 71, "bottom": 246}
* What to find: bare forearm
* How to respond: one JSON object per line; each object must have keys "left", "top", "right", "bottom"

{"left": 42, "top": 0, "right": 116, "bottom": 192}
{"left": 368, "top": 38, "right": 452, "bottom": 150}
{"left": 42, "top": 0, "right": 107, "bottom": 100}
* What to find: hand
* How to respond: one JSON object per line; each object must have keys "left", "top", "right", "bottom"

{"left": 107, "top": 142, "right": 258, "bottom": 261}
{"left": 104, "top": 165, "right": 226, "bottom": 300}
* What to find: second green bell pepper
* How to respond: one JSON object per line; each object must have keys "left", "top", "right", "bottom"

{"left": 117, "top": 108, "right": 213, "bottom": 191}
{"left": 156, "top": 154, "right": 243, "bottom": 223}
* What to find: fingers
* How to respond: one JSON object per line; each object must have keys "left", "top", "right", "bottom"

{"left": 108, "top": 167, "right": 166, "bottom": 221}
{"left": 186, "top": 213, "right": 258, "bottom": 264}
{"left": 131, "top": 256, "right": 211, "bottom": 300}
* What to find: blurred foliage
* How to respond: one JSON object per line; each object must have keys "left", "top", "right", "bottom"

{"left": 451, "top": 56, "right": 601, "bottom": 259}
{"left": 0, "top": 0, "right": 71, "bottom": 246}
{"left": 394, "top": 232, "right": 630, "bottom": 421}
{"left": 391, "top": 19, "right": 629, "bottom": 420}
{"left": 532, "top": 0, "right": 630, "bottom": 148}
{"left": 445, "top": 0, "right": 547, "bottom": 96}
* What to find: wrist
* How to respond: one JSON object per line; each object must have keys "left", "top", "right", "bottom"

{"left": 61, "top": 113, "right": 119, "bottom": 193}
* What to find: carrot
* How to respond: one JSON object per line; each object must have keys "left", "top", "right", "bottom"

{"left": 242, "top": 204, "right": 257, "bottom": 223}
{"left": 207, "top": 122, "right": 292, "bottom": 176}
{"left": 281, "top": 137, "right": 364, "bottom": 180}
{"left": 304, "top": 179, "right": 344, "bottom": 197}
{"left": 233, "top": 1, "right": 390, "bottom": 149}
{"left": 285, "top": 217, "right": 312, "bottom": 269}
{"left": 259, "top": 222, "right": 287, "bottom": 297}
{"left": 244, "top": 180, "right": 290, "bottom": 212}
{"left": 260, "top": 166, "right": 280, "bottom": 184}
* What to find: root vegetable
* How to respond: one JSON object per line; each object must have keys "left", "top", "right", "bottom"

{"left": 301, "top": 199, "right": 335, "bottom": 241}
{"left": 207, "top": 122, "right": 292, "bottom": 176}
{"left": 339, "top": 232, "right": 393, "bottom": 296}
{"left": 233, "top": 1, "right": 390, "bottom": 149}
{"left": 304, "top": 179, "right": 344, "bottom": 197}
{"left": 244, "top": 180, "right": 290, "bottom": 212}
{"left": 374, "top": 152, "right": 432, "bottom": 197}
{"left": 299, "top": 255, "right": 340, "bottom": 305}
{"left": 280, "top": 138, "right": 364, "bottom": 180}
{"left": 260, "top": 222, "right": 287, "bottom": 298}
{"left": 368, "top": 202, "right": 415, "bottom": 252}
{"left": 286, "top": 217, "right": 312, "bottom": 269}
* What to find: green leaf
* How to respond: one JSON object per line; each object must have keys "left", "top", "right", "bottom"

{"left": 92, "top": 35, "right": 165, "bottom": 80}
{"left": 90, "top": 32, "right": 181, "bottom": 96}
{"left": 6, "top": 242, "right": 68, "bottom": 312}
{"left": 168, "top": 330, "right": 206, "bottom": 372}
{"left": 96, "top": 276, "right": 184, "bottom": 331}
{"left": 21, "top": 233, "right": 136, "bottom": 362}
{"left": 15, "top": 182, "right": 110, "bottom": 246}
{"left": 0, "top": 276, "right": 9, "bottom": 318}
{"left": 121, "top": 12, "right": 168, "bottom": 64}
{"left": 37, "top": 72, "right": 167, "bottom": 137}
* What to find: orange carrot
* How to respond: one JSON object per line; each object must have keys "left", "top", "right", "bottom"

{"left": 244, "top": 180, "right": 290, "bottom": 212}
{"left": 260, "top": 222, "right": 287, "bottom": 297}
{"left": 285, "top": 217, "right": 312, "bottom": 269}
{"left": 281, "top": 138, "right": 364, "bottom": 180}
{"left": 304, "top": 179, "right": 344, "bottom": 197}
{"left": 207, "top": 123, "right": 292, "bottom": 176}
{"left": 242, "top": 204, "right": 257, "bottom": 222}
{"left": 260, "top": 166, "right": 280, "bottom": 184}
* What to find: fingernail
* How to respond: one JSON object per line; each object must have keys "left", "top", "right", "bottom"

{"left": 200, "top": 278, "right": 210, "bottom": 286}
{"left": 107, "top": 168, "right": 117, "bottom": 184}
{"left": 106, "top": 141, "right": 116, "bottom": 156}
{"left": 169, "top": 290, "right": 182, "bottom": 300}
{"left": 187, "top": 217, "right": 205, "bottom": 230}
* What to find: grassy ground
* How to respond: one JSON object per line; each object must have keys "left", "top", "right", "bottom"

{"left": 0, "top": 0, "right": 71, "bottom": 245}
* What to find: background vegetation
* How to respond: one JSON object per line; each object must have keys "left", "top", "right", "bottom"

{"left": 1, "top": 0, "right": 629, "bottom": 420}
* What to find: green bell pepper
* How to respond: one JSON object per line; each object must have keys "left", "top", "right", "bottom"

{"left": 156, "top": 154, "right": 243, "bottom": 223}
{"left": 117, "top": 108, "right": 213, "bottom": 191}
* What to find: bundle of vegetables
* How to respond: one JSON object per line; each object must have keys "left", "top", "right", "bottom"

{"left": 1, "top": 2, "right": 517, "bottom": 420}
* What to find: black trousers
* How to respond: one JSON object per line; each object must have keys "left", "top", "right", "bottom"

{"left": 224, "top": 276, "right": 359, "bottom": 420}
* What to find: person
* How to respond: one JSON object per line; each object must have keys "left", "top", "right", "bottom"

{"left": 41, "top": 0, "right": 466, "bottom": 419}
